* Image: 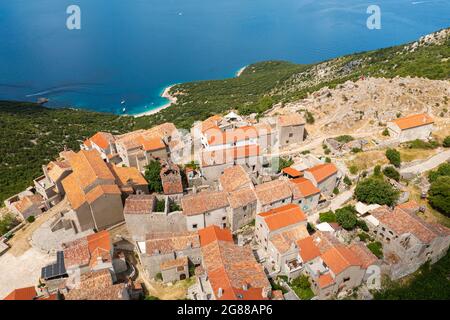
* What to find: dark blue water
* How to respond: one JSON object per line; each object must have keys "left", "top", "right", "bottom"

{"left": 0, "top": 0, "right": 449, "bottom": 115}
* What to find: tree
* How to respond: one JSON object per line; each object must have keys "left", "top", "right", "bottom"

{"left": 144, "top": 160, "right": 163, "bottom": 193}
{"left": 382, "top": 128, "right": 390, "bottom": 136}
{"left": 305, "top": 111, "right": 315, "bottom": 124}
{"left": 335, "top": 206, "right": 358, "bottom": 230}
{"left": 428, "top": 176, "right": 450, "bottom": 217}
{"left": 319, "top": 211, "right": 336, "bottom": 223}
{"left": 386, "top": 148, "right": 401, "bottom": 167}
{"left": 26, "top": 215, "right": 35, "bottom": 223}
{"left": 349, "top": 165, "right": 358, "bottom": 175}
{"left": 373, "top": 165, "right": 382, "bottom": 177}
{"left": 355, "top": 177, "right": 399, "bottom": 206}
{"left": 343, "top": 175, "right": 352, "bottom": 186}
{"left": 428, "top": 163, "right": 450, "bottom": 183}
{"left": 0, "top": 213, "right": 18, "bottom": 236}
{"left": 443, "top": 136, "right": 450, "bottom": 148}
{"left": 383, "top": 166, "right": 400, "bottom": 181}
{"left": 278, "top": 157, "right": 294, "bottom": 172}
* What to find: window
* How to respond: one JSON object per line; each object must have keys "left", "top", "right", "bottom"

{"left": 343, "top": 277, "right": 350, "bottom": 283}
{"left": 222, "top": 216, "right": 226, "bottom": 221}
{"left": 177, "top": 266, "right": 184, "bottom": 272}
{"left": 289, "top": 133, "right": 293, "bottom": 138}
{"left": 243, "top": 205, "right": 247, "bottom": 211}
{"left": 192, "top": 224, "right": 198, "bottom": 229}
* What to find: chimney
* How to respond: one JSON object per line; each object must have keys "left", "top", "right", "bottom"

{"left": 242, "top": 283, "right": 248, "bottom": 291}
{"left": 217, "top": 288, "right": 223, "bottom": 298}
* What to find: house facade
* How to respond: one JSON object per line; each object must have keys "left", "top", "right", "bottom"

{"left": 387, "top": 113, "right": 434, "bottom": 143}
{"left": 304, "top": 163, "right": 339, "bottom": 197}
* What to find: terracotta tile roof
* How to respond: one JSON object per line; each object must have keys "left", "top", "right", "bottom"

{"left": 318, "top": 273, "right": 335, "bottom": 289}
{"left": 181, "top": 191, "right": 229, "bottom": 216}
{"left": 391, "top": 113, "right": 434, "bottom": 130}
{"left": 65, "top": 150, "right": 115, "bottom": 190}
{"left": 254, "top": 180, "right": 292, "bottom": 206}
{"left": 85, "top": 184, "right": 121, "bottom": 204}
{"left": 372, "top": 206, "right": 446, "bottom": 244}
{"left": 290, "top": 177, "right": 320, "bottom": 198}
{"left": 160, "top": 256, "right": 188, "bottom": 271}
{"left": 123, "top": 194, "right": 155, "bottom": 215}
{"left": 137, "top": 136, "right": 166, "bottom": 151}
{"left": 306, "top": 163, "right": 338, "bottom": 183}
{"left": 145, "top": 232, "right": 200, "bottom": 255}
{"left": 89, "top": 132, "right": 115, "bottom": 150}
{"left": 312, "top": 231, "right": 342, "bottom": 253}
{"left": 271, "top": 290, "right": 284, "bottom": 300}
{"left": 321, "top": 246, "right": 362, "bottom": 275}
{"left": 61, "top": 174, "right": 86, "bottom": 209}
{"left": 201, "top": 228, "right": 270, "bottom": 300}
{"left": 199, "top": 225, "right": 233, "bottom": 247}
{"left": 3, "top": 287, "right": 37, "bottom": 300}
{"left": 270, "top": 224, "right": 309, "bottom": 254}
{"left": 160, "top": 163, "right": 183, "bottom": 195}
{"left": 83, "top": 139, "right": 92, "bottom": 148}
{"left": 109, "top": 164, "right": 148, "bottom": 187}
{"left": 349, "top": 243, "right": 378, "bottom": 269}
{"left": 205, "top": 126, "right": 259, "bottom": 146}
{"left": 12, "top": 194, "right": 43, "bottom": 213}
{"left": 259, "top": 204, "right": 307, "bottom": 232}
{"left": 201, "top": 116, "right": 223, "bottom": 133}
{"left": 282, "top": 167, "right": 303, "bottom": 178}
{"left": 201, "top": 145, "right": 260, "bottom": 167}
{"left": 254, "top": 123, "right": 272, "bottom": 135}
{"left": 219, "top": 165, "right": 252, "bottom": 192}
{"left": 65, "top": 269, "right": 128, "bottom": 300}
{"left": 47, "top": 161, "right": 71, "bottom": 182}
{"left": 63, "top": 231, "right": 112, "bottom": 269}
{"left": 227, "top": 187, "right": 257, "bottom": 209}
{"left": 278, "top": 114, "right": 305, "bottom": 127}
{"left": 397, "top": 200, "right": 420, "bottom": 214}
{"left": 297, "top": 236, "right": 321, "bottom": 262}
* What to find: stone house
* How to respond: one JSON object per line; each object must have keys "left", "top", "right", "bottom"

{"left": 82, "top": 132, "right": 117, "bottom": 161}
{"left": 255, "top": 204, "right": 309, "bottom": 278}
{"left": 277, "top": 114, "right": 305, "bottom": 148}
{"left": 136, "top": 231, "right": 201, "bottom": 280}
{"left": 218, "top": 165, "right": 253, "bottom": 193}
{"left": 108, "top": 164, "right": 149, "bottom": 195}
{"left": 387, "top": 113, "right": 434, "bottom": 143}
{"left": 5, "top": 192, "right": 45, "bottom": 221}
{"left": 368, "top": 202, "right": 450, "bottom": 280}
{"left": 304, "top": 163, "right": 339, "bottom": 197}
{"left": 194, "top": 226, "right": 272, "bottom": 300}
{"left": 181, "top": 191, "right": 230, "bottom": 231}
{"left": 298, "top": 231, "right": 378, "bottom": 299}
{"left": 61, "top": 150, "right": 125, "bottom": 232}
{"left": 123, "top": 194, "right": 186, "bottom": 241}
{"left": 34, "top": 160, "right": 72, "bottom": 208}
{"left": 160, "top": 162, "right": 184, "bottom": 196}
{"left": 200, "top": 145, "right": 262, "bottom": 184}
{"left": 254, "top": 179, "right": 293, "bottom": 212}
{"left": 160, "top": 256, "right": 189, "bottom": 283}
{"left": 226, "top": 187, "right": 257, "bottom": 232}
{"left": 288, "top": 177, "right": 321, "bottom": 214}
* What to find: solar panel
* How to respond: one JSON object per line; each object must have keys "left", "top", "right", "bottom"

{"left": 41, "top": 251, "right": 67, "bottom": 280}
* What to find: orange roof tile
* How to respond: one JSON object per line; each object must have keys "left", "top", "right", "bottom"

{"left": 318, "top": 273, "right": 335, "bottom": 289}
{"left": 61, "top": 174, "right": 86, "bottom": 209}
{"left": 3, "top": 287, "right": 37, "bottom": 300}
{"left": 160, "top": 256, "right": 188, "bottom": 270}
{"left": 181, "top": 191, "right": 229, "bottom": 216}
{"left": 123, "top": 194, "right": 155, "bottom": 215}
{"left": 145, "top": 232, "right": 200, "bottom": 254}
{"left": 297, "top": 236, "right": 321, "bottom": 262}
{"left": 85, "top": 184, "right": 121, "bottom": 204}
{"left": 12, "top": 194, "right": 43, "bottom": 213}
{"left": 227, "top": 187, "right": 257, "bottom": 209}
{"left": 63, "top": 231, "right": 112, "bottom": 269}
{"left": 219, "top": 165, "right": 252, "bottom": 192}
{"left": 89, "top": 132, "right": 115, "bottom": 150}
{"left": 321, "top": 246, "right": 361, "bottom": 275}
{"left": 278, "top": 114, "right": 305, "bottom": 127}
{"left": 282, "top": 167, "right": 302, "bottom": 178}
{"left": 306, "top": 163, "right": 338, "bottom": 183}
{"left": 254, "top": 179, "right": 292, "bottom": 206}
{"left": 109, "top": 164, "right": 148, "bottom": 186}
{"left": 259, "top": 204, "right": 307, "bottom": 232}
{"left": 199, "top": 225, "right": 233, "bottom": 247}
{"left": 397, "top": 200, "right": 420, "bottom": 213}
{"left": 392, "top": 113, "right": 434, "bottom": 130}
{"left": 137, "top": 136, "right": 166, "bottom": 151}
{"left": 270, "top": 224, "right": 309, "bottom": 254}
{"left": 349, "top": 244, "right": 378, "bottom": 269}
{"left": 290, "top": 177, "right": 321, "bottom": 198}
{"left": 201, "top": 145, "right": 260, "bottom": 167}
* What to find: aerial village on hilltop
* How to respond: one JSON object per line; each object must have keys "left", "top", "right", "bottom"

{"left": 1, "top": 110, "right": 449, "bottom": 300}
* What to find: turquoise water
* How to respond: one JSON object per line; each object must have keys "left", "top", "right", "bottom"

{"left": 0, "top": 0, "right": 449, "bottom": 115}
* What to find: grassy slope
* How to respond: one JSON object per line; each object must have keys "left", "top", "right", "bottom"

{"left": 1, "top": 29, "right": 449, "bottom": 202}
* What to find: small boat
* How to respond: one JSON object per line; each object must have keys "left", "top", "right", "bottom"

{"left": 37, "top": 97, "right": 49, "bottom": 104}
{"left": 121, "top": 100, "right": 126, "bottom": 105}
{"left": 122, "top": 107, "right": 126, "bottom": 113}
{"left": 178, "top": 12, "right": 183, "bottom": 16}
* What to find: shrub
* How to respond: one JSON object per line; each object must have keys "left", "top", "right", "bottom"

{"left": 145, "top": 160, "right": 163, "bottom": 193}
{"left": 355, "top": 177, "right": 399, "bottom": 206}
{"left": 383, "top": 166, "right": 400, "bottom": 181}
{"left": 0, "top": 213, "right": 18, "bottom": 236}
{"left": 278, "top": 157, "right": 294, "bottom": 172}
{"left": 169, "top": 202, "right": 181, "bottom": 212}
{"left": 373, "top": 165, "right": 382, "bottom": 177}
{"left": 358, "top": 232, "right": 371, "bottom": 242}
{"left": 386, "top": 148, "right": 401, "bottom": 167}
{"left": 382, "top": 128, "right": 390, "bottom": 136}
{"left": 319, "top": 211, "right": 336, "bottom": 223}
{"left": 335, "top": 135, "right": 354, "bottom": 143}
{"left": 290, "top": 275, "right": 314, "bottom": 300}
{"left": 349, "top": 165, "right": 358, "bottom": 175}
{"left": 351, "top": 148, "right": 363, "bottom": 153}
{"left": 443, "top": 136, "right": 450, "bottom": 148}
{"left": 333, "top": 187, "right": 340, "bottom": 195}
{"left": 26, "top": 215, "right": 35, "bottom": 223}
{"left": 428, "top": 163, "right": 450, "bottom": 183}
{"left": 357, "top": 219, "right": 369, "bottom": 232}
{"left": 325, "top": 157, "right": 331, "bottom": 163}
{"left": 335, "top": 206, "right": 358, "bottom": 230}
{"left": 407, "top": 139, "right": 439, "bottom": 149}
{"left": 305, "top": 111, "right": 315, "bottom": 124}
{"left": 155, "top": 273, "right": 163, "bottom": 281}
{"left": 428, "top": 176, "right": 450, "bottom": 217}
{"left": 156, "top": 199, "right": 165, "bottom": 212}
{"left": 343, "top": 175, "right": 352, "bottom": 186}
{"left": 367, "top": 241, "right": 383, "bottom": 258}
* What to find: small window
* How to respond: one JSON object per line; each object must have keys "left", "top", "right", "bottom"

{"left": 222, "top": 216, "right": 226, "bottom": 221}
{"left": 343, "top": 277, "right": 350, "bottom": 282}
{"left": 192, "top": 224, "right": 198, "bottom": 229}
{"left": 243, "top": 205, "right": 247, "bottom": 211}
{"left": 289, "top": 133, "right": 293, "bottom": 138}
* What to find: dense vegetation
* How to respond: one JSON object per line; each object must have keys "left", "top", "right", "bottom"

{"left": 385, "top": 148, "right": 401, "bottom": 168}
{"left": 0, "top": 213, "right": 19, "bottom": 236}
{"left": 1, "top": 28, "right": 449, "bottom": 203}
{"left": 144, "top": 160, "right": 163, "bottom": 193}
{"left": 355, "top": 177, "right": 399, "bottom": 206}
{"left": 374, "top": 250, "right": 450, "bottom": 300}
{"left": 428, "top": 176, "right": 450, "bottom": 217}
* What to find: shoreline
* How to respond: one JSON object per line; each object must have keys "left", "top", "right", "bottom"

{"left": 236, "top": 65, "right": 247, "bottom": 77}
{"left": 133, "top": 85, "right": 178, "bottom": 117}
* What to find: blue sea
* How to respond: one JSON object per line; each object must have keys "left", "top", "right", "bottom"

{"left": 0, "top": 0, "right": 449, "bottom": 115}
